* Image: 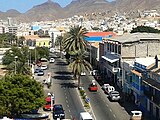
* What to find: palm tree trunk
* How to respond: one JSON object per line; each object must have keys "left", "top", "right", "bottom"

{"left": 77, "top": 75, "right": 80, "bottom": 88}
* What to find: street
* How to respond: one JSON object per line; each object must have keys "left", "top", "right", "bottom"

{"left": 35, "top": 57, "right": 131, "bottom": 120}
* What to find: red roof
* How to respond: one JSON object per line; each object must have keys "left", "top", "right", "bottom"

{"left": 45, "top": 97, "right": 51, "bottom": 102}
{"left": 85, "top": 32, "right": 116, "bottom": 37}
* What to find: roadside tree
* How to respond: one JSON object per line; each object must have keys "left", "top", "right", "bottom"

{"left": 63, "top": 26, "right": 92, "bottom": 87}
{"left": 0, "top": 74, "right": 45, "bottom": 118}
{"left": 69, "top": 51, "right": 92, "bottom": 88}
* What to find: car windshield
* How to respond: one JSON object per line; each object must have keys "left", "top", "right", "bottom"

{"left": 111, "top": 92, "right": 119, "bottom": 95}
{"left": 54, "top": 105, "right": 63, "bottom": 111}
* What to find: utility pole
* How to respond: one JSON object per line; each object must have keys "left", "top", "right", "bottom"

{"left": 51, "top": 32, "right": 54, "bottom": 48}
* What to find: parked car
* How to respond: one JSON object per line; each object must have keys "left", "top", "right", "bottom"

{"left": 104, "top": 85, "right": 115, "bottom": 94}
{"left": 34, "top": 68, "right": 40, "bottom": 73}
{"left": 108, "top": 91, "right": 121, "bottom": 101}
{"left": 49, "top": 58, "right": 55, "bottom": 63}
{"left": 43, "top": 97, "right": 52, "bottom": 111}
{"left": 81, "top": 72, "right": 86, "bottom": 76}
{"left": 37, "top": 69, "right": 44, "bottom": 76}
{"left": 102, "top": 84, "right": 110, "bottom": 90}
{"left": 130, "top": 110, "right": 142, "bottom": 120}
{"left": 43, "top": 94, "right": 54, "bottom": 111}
{"left": 40, "top": 65, "right": 48, "bottom": 70}
{"left": 53, "top": 104, "right": 65, "bottom": 119}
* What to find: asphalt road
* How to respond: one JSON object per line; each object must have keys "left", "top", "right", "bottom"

{"left": 49, "top": 58, "right": 85, "bottom": 120}
{"left": 34, "top": 56, "right": 131, "bottom": 120}
{"left": 81, "top": 74, "right": 130, "bottom": 120}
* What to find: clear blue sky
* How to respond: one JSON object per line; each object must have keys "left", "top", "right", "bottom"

{"left": 0, "top": 0, "right": 113, "bottom": 13}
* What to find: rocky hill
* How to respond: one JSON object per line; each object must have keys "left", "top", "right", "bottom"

{"left": 0, "top": 0, "right": 159, "bottom": 22}
{"left": 0, "top": 9, "right": 21, "bottom": 20}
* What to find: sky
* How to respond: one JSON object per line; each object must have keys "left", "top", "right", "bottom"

{"left": 0, "top": 0, "right": 113, "bottom": 13}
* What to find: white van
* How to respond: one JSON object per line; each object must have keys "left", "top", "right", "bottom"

{"left": 130, "top": 110, "right": 142, "bottom": 120}
{"left": 80, "top": 112, "right": 93, "bottom": 120}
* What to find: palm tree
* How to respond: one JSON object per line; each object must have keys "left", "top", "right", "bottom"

{"left": 55, "top": 35, "right": 63, "bottom": 58}
{"left": 63, "top": 25, "right": 92, "bottom": 87}
{"left": 63, "top": 25, "right": 88, "bottom": 53}
{"left": 69, "top": 51, "right": 92, "bottom": 88}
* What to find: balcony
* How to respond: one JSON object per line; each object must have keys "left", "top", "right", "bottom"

{"left": 144, "top": 90, "right": 160, "bottom": 105}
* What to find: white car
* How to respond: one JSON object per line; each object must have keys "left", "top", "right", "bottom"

{"left": 109, "top": 91, "right": 121, "bottom": 101}
{"left": 102, "top": 84, "right": 110, "bottom": 90}
{"left": 104, "top": 86, "right": 115, "bottom": 94}
{"left": 49, "top": 58, "right": 55, "bottom": 63}
{"left": 40, "top": 65, "right": 48, "bottom": 70}
{"left": 81, "top": 72, "right": 86, "bottom": 76}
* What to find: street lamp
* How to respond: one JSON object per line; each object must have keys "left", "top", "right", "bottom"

{"left": 14, "top": 56, "right": 18, "bottom": 74}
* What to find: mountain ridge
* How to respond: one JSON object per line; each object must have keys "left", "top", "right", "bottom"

{"left": 0, "top": 0, "right": 159, "bottom": 22}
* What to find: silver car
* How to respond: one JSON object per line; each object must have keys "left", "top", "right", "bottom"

{"left": 109, "top": 91, "right": 121, "bottom": 101}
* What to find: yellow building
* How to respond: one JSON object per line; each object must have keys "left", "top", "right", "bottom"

{"left": 36, "top": 37, "right": 51, "bottom": 48}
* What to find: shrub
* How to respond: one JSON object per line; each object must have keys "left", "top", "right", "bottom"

{"left": 84, "top": 103, "right": 90, "bottom": 108}
{"left": 80, "top": 90, "right": 85, "bottom": 96}
{"left": 82, "top": 95, "right": 86, "bottom": 99}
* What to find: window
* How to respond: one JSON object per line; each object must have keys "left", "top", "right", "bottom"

{"left": 130, "top": 76, "right": 132, "bottom": 83}
{"left": 118, "top": 45, "right": 121, "bottom": 54}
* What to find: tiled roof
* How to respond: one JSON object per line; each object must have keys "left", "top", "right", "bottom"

{"left": 85, "top": 32, "right": 116, "bottom": 37}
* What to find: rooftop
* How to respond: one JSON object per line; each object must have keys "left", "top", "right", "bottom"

{"left": 135, "top": 57, "right": 155, "bottom": 67}
{"left": 110, "top": 33, "right": 160, "bottom": 43}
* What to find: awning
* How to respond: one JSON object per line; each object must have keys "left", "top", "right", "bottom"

{"left": 102, "top": 53, "right": 119, "bottom": 63}
{"left": 143, "top": 78, "right": 160, "bottom": 91}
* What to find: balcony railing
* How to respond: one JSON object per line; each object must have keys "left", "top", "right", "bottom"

{"left": 144, "top": 91, "right": 160, "bottom": 105}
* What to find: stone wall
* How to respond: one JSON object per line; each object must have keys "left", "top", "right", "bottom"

{"left": 121, "top": 42, "right": 160, "bottom": 58}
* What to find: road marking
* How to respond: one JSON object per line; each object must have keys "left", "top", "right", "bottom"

{"left": 67, "top": 105, "right": 69, "bottom": 107}
{"left": 113, "top": 114, "right": 116, "bottom": 118}
{"left": 66, "top": 96, "right": 68, "bottom": 99}
{"left": 70, "top": 115, "right": 73, "bottom": 119}
{"left": 66, "top": 100, "right": 68, "bottom": 103}
{"left": 110, "top": 109, "right": 112, "bottom": 112}
{"left": 65, "top": 93, "right": 66, "bottom": 95}
{"left": 68, "top": 109, "right": 71, "bottom": 112}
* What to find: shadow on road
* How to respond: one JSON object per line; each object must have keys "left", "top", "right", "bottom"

{"left": 54, "top": 71, "right": 72, "bottom": 75}
{"left": 52, "top": 75, "right": 73, "bottom": 80}
{"left": 55, "top": 62, "right": 68, "bottom": 66}
{"left": 60, "top": 82, "right": 78, "bottom": 88}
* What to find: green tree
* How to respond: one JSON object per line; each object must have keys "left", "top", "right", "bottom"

{"left": 36, "top": 47, "right": 49, "bottom": 60}
{"left": 18, "top": 36, "right": 25, "bottom": 46}
{"left": 69, "top": 51, "right": 92, "bottom": 88}
{"left": 2, "top": 46, "right": 31, "bottom": 75}
{"left": 55, "top": 35, "right": 63, "bottom": 58}
{"left": 63, "top": 26, "right": 88, "bottom": 53}
{"left": 0, "top": 74, "right": 45, "bottom": 117}
{"left": 0, "top": 33, "right": 17, "bottom": 47}
{"left": 130, "top": 26, "right": 160, "bottom": 33}
{"left": 63, "top": 26, "right": 92, "bottom": 87}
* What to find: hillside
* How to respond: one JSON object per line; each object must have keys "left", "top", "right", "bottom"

{"left": 0, "top": 0, "right": 159, "bottom": 22}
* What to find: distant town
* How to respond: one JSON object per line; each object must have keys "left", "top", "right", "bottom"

{"left": 0, "top": 8, "right": 160, "bottom": 120}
